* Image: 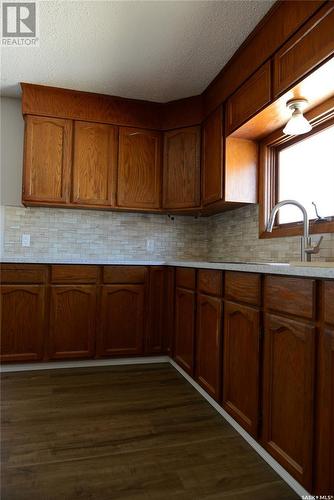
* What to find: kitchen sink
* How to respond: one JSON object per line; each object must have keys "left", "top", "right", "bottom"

{"left": 289, "top": 261, "right": 334, "bottom": 268}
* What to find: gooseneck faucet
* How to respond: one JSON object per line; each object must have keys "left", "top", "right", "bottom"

{"left": 267, "top": 200, "right": 323, "bottom": 262}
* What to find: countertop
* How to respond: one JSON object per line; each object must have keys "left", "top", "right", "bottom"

{"left": 2, "top": 257, "right": 334, "bottom": 279}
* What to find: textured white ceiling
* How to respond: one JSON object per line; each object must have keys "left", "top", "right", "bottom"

{"left": 1, "top": 0, "right": 275, "bottom": 102}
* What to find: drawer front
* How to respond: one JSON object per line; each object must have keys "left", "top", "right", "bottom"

{"left": 226, "top": 61, "right": 271, "bottom": 134}
{"left": 225, "top": 271, "right": 261, "bottom": 306}
{"left": 51, "top": 265, "right": 99, "bottom": 283}
{"left": 103, "top": 266, "right": 147, "bottom": 284}
{"left": 324, "top": 280, "right": 334, "bottom": 326}
{"left": 265, "top": 275, "right": 315, "bottom": 320}
{"left": 1, "top": 264, "right": 47, "bottom": 284}
{"left": 273, "top": 3, "right": 334, "bottom": 96}
{"left": 175, "top": 267, "right": 196, "bottom": 290}
{"left": 198, "top": 269, "right": 223, "bottom": 296}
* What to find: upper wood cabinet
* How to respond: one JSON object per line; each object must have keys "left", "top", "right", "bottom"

{"left": 163, "top": 127, "right": 201, "bottom": 209}
{"left": 72, "top": 121, "right": 118, "bottom": 207}
{"left": 23, "top": 115, "right": 72, "bottom": 204}
{"left": 262, "top": 313, "right": 315, "bottom": 490}
{"left": 117, "top": 128, "right": 162, "bottom": 209}
{"left": 273, "top": 3, "right": 334, "bottom": 97}
{"left": 0, "top": 285, "right": 45, "bottom": 362}
{"left": 223, "top": 301, "right": 261, "bottom": 437}
{"left": 201, "top": 106, "right": 223, "bottom": 206}
{"left": 226, "top": 61, "right": 271, "bottom": 135}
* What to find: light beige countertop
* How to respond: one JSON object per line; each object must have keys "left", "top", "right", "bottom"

{"left": 1, "top": 257, "right": 334, "bottom": 279}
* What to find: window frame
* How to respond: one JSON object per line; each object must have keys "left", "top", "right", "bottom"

{"left": 259, "top": 98, "right": 334, "bottom": 239}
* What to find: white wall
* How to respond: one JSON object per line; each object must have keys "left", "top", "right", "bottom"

{"left": 0, "top": 97, "right": 24, "bottom": 206}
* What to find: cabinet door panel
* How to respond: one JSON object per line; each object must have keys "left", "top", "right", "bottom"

{"left": 196, "top": 294, "right": 222, "bottom": 399}
{"left": 202, "top": 106, "right": 223, "bottom": 206}
{"left": 0, "top": 285, "right": 45, "bottom": 362}
{"left": 262, "top": 314, "right": 315, "bottom": 489}
{"left": 72, "top": 121, "right": 118, "bottom": 206}
{"left": 23, "top": 116, "right": 72, "bottom": 203}
{"left": 146, "top": 267, "right": 165, "bottom": 354}
{"left": 223, "top": 301, "right": 261, "bottom": 436}
{"left": 49, "top": 286, "right": 96, "bottom": 359}
{"left": 98, "top": 285, "right": 144, "bottom": 356}
{"left": 163, "top": 127, "right": 200, "bottom": 209}
{"left": 174, "top": 287, "right": 196, "bottom": 374}
{"left": 274, "top": 3, "right": 334, "bottom": 96}
{"left": 117, "top": 128, "right": 162, "bottom": 209}
{"left": 163, "top": 267, "right": 175, "bottom": 356}
{"left": 315, "top": 327, "right": 334, "bottom": 495}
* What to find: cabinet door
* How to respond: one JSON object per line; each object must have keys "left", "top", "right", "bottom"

{"left": 163, "top": 127, "right": 200, "bottom": 209}
{"left": 262, "top": 314, "right": 315, "bottom": 489}
{"left": 72, "top": 121, "right": 118, "bottom": 206}
{"left": 146, "top": 267, "right": 165, "bottom": 354}
{"left": 226, "top": 61, "right": 271, "bottom": 135}
{"left": 98, "top": 285, "right": 144, "bottom": 356}
{"left": 223, "top": 301, "right": 261, "bottom": 436}
{"left": 0, "top": 285, "right": 45, "bottom": 362}
{"left": 174, "top": 287, "right": 196, "bottom": 374}
{"left": 315, "top": 328, "right": 334, "bottom": 495}
{"left": 117, "top": 128, "right": 162, "bottom": 209}
{"left": 274, "top": 3, "right": 334, "bottom": 96}
{"left": 49, "top": 285, "right": 96, "bottom": 359}
{"left": 196, "top": 293, "right": 222, "bottom": 399}
{"left": 202, "top": 106, "right": 223, "bottom": 206}
{"left": 23, "top": 115, "right": 72, "bottom": 204}
{"left": 163, "top": 267, "right": 175, "bottom": 356}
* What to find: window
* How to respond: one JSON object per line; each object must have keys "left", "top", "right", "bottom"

{"left": 277, "top": 124, "right": 334, "bottom": 224}
{"left": 260, "top": 102, "right": 334, "bottom": 238}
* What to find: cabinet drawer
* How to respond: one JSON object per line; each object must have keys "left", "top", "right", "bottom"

{"left": 226, "top": 61, "right": 271, "bottom": 134}
{"left": 1, "top": 264, "right": 47, "bottom": 284}
{"left": 273, "top": 3, "right": 334, "bottom": 96}
{"left": 175, "top": 267, "right": 196, "bottom": 290}
{"left": 198, "top": 269, "right": 223, "bottom": 296}
{"left": 265, "top": 275, "right": 315, "bottom": 320}
{"left": 103, "top": 266, "right": 147, "bottom": 284}
{"left": 225, "top": 271, "right": 261, "bottom": 306}
{"left": 51, "top": 265, "right": 99, "bottom": 283}
{"left": 324, "top": 280, "right": 334, "bottom": 325}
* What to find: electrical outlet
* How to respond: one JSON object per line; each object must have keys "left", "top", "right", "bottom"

{"left": 146, "top": 239, "right": 155, "bottom": 253}
{"left": 21, "top": 234, "right": 31, "bottom": 247}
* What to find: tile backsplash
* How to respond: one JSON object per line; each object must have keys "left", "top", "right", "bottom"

{"left": 1, "top": 204, "right": 333, "bottom": 263}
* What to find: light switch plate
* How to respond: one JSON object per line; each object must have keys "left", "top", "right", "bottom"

{"left": 21, "top": 234, "right": 31, "bottom": 247}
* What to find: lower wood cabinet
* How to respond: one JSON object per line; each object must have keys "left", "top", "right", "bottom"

{"left": 98, "top": 284, "right": 145, "bottom": 357}
{"left": 49, "top": 285, "right": 97, "bottom": 359}
{"left": 223, "top": 301, "right": 261, "bottom": 436}
{"left": 146, "top": 267, "right": 165, "bottom": 354}
{"left": 163, "top": 267, "right": 175, "bottom": 356}
{"left": 0, "top": 285, "right": 45, "bottom": 362}
{"left": 174, "top": 287, "right": 196, "bottom": 374}
{"left": 262, "top": 313, "right": 315, "bottom": 490}
{"left": 196, "top": 293, "right": 222, "bottom": 399}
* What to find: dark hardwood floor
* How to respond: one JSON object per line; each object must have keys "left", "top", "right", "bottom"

{"left": 1, "top": 364, "right": 298, "bottom": 500}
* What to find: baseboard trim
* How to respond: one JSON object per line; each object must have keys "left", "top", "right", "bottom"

{"left": 0, "top": 356, "right": 170, "bottom": 373}
{"left": 170, "top": 359, "right": 313, "bottom": 500}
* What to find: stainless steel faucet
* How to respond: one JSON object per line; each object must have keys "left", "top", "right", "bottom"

{"left": 267, "top": 200, "right": 323, "bottom": 262}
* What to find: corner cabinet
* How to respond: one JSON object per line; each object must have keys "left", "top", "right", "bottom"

{"left": 201, "top": 106, "right": 223, "bottom": 206}
{"left": 117, "top": 128, "right": 162, "bottom": 209}
{"left": 23, "top": 116, "right": 72, "bottom": 204}
{"left": 174, "top": 287, "right": 196, "bottom": 375}
{"left": 163, "top": 126, "right": 201, "bottom": 209}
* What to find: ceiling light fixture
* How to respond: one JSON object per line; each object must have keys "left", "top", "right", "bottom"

{"left": 283, "top": 98, "right": 312, "bottom": 136}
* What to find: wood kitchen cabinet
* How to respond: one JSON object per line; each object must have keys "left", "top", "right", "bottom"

{"left": 146, "top": 267, "right": 165, "bottom": 354}
{"left": 163, "top": 127, "right": 201, "bottom": 209}
{"left": 163, "top": 267, "right": 175, "bottom": 356}
{"left": 98, "top": 284, "right": 145, "bottom": 357}
{"left": 223, "top": 301, "right": 261, "bottom": 436}
{"left": 226, "top": 61, "right": 271, "bottom": 135}
{"left": 0, "top": 285, "right": 46, "bottom": 362}
{"left": 174, "top": 287, "right": 196, "bottom": 375}
{"left": 72, "top": 121, "right": 118, "bottom": 207}
{"left": 201, "top": 106, "right": 223, "bottom": 206}
{"left": 23, "top": 115, "right": 72, "bottom": 204}
{"left": 262, "top": 313, "right": 315, "bottom": 490}
{"left": 273, "top": 3, "right": 334, "bottom": 97}
{"left": 117, "top": 127, "right": 162, "bottom": 209}
{"left": 49, "top": 286, "right": 97, "bottom": 359}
